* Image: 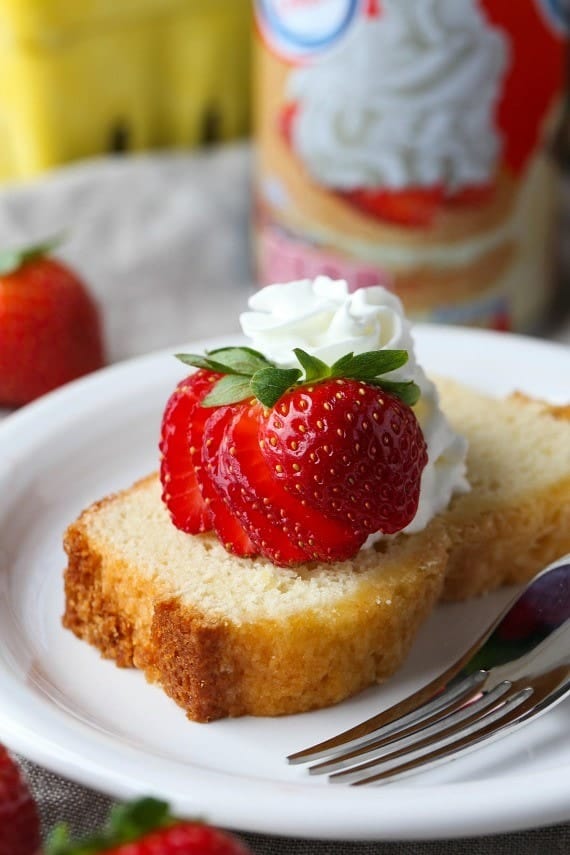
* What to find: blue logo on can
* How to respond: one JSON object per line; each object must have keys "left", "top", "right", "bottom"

{"left": 256, "top": 0, "right": 360, "bottom": 59}
{"left": 537, "top": 0, "right": 569, "bottom": 32}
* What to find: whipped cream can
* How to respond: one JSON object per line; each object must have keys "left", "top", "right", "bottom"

{"left": 253, "top": 0, "right": 568, "bottom": 331}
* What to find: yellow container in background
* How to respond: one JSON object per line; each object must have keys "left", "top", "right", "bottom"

{"left": 0, "top": 0, "right": 251, "bottom": 180}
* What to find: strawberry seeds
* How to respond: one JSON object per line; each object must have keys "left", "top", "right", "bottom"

{"left": 159, "top": 346, "right": 427, "bottom": 567}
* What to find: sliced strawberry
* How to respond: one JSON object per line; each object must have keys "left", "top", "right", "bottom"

{"left": 159, "top": 370, "right": 219, "bottom": 534}
{"left": 199, "top": 405, "right": 257, "bottom": 558}
{"left": 212, "top": 403, "right": 311, "bottom": 565}
{"left": 211, "top": 402, "right": 365, "bottom": 566}
{"left": 342, "top": 182, "right": 495, "bottom": 227}
{"left": 342, "top": 186, "right": 445, "bottom": 227}
{"left": 260, "top": 380, "right": 428, "bottom": 536}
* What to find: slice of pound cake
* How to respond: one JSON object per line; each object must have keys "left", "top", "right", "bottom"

{"left": 438, "top": 381, "right": 570, "bottom": 600}
{"left": 63, "top": 477, "right": 448, "bottom": 721}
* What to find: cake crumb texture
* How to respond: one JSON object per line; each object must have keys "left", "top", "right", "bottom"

{"left": 437, "top": 380, "right": 570, "bottom": 600}
{"left": 63, "top": 476, "right": 448, "bottom": 721}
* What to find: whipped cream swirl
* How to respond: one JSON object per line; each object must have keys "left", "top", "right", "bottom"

{"left": 240, "top": 277, "right": 469, "bottom": 542}
{"left": 288, "top": 0, "right": 508, "bottom": 192}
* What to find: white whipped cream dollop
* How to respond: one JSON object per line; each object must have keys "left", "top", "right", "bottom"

{"left": 288, "top": 0, "right": 508, "bottom": 192}
{"left": 240, "top": 278, "right": 469, "bottom": 541}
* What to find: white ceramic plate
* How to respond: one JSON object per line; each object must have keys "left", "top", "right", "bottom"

{"left": 0, "top": 325, "right": 569, "bottom": 842}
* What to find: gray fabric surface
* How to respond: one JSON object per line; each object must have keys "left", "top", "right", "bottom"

{"left": 1, "top": 144, "right": 569, "bottom": 850}
{"left": 0, "top": 146, "right": 253, "bottom": 367}
{"left": 19, "top": 757, "right": 570, "bottom": 852}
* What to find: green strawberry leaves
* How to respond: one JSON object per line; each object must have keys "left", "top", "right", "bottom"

{"left": 292, "top": 349, "right": 330, "bottom": 382}
{"left": 176, "top": 345, "right": 421, "bottom": 409}
{"left": 250, "top": 367, "right": 303, "bottom": 407}
{"left": 330, "top": 349, "right": 408, "bottom": 380}
{"left": 201, "top": 374, "right": 256, "bottom": 406}
{"left": 176, "top": 346, "right": 272, "bottom": 377}
{"left": 0, "top": 234, "right": 64, "bottom": 276}
{"left": 291, "top": 349, "right": 408, "bottom": 384}
{"left": 369, "top": 378, "right": 421, "bottom": 407}
{"left": 46, "top": 798, "right": 174, "bottom": 854}
{"left": 292, "top": 348, "right": 420, "bottom": 405}
{"left": 176, "top": 347, "right": 301, "bottom": 407}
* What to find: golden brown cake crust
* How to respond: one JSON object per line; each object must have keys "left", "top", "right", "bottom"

{"left": 150, "top": 601, "right": 239, "bottom": 722}
{"left": 63, "top": 521, "right": 137, "bottom": 668}
{"left": 62, "top": 476, "right": 449, "bottom": 722}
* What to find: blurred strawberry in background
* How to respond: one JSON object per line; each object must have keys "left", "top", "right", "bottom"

{"left": 0, "top": 745, "right": 41, "bottom": 855}
{"left": 0, "top": 238, "right": 105, "bottom": 407}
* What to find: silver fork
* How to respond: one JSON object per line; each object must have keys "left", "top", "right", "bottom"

{"left": 288, "top": 553, "right": 570, "bottom": 785}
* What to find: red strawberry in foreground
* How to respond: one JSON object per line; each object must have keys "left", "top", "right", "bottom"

{"left": 168, "top": 345, "right": 426, "bottom": 566}
{"left": 46, "top": 797, "right": 254, "bottom": 855}
{"left": 260, "top": 378, "right": 427, "bottom": 536}
{"left": 0, "top": 237, "right": 105, "bottom": 406}
{"left": 0, "top": 745, "right": 41, "bottom": 855}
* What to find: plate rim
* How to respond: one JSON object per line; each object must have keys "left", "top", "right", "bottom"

{"left": 1, "top": 324, "right": 569, "bottom": 841}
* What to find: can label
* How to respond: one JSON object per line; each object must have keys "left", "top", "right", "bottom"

{"left": 256, "top": 0, "right": 360, "bottom": 58}
{"left": 254, "top": 0, "right": 567, "bottom": 330}
{"left": 536, "top": 0, "right": 569, "bottom": 33}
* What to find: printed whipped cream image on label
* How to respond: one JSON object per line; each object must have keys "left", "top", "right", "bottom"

{"left": 287, "top": 0, "right": 508, "bottom": 220}
{"left": 254, "top": 0, "right": 567, "bottom": 331}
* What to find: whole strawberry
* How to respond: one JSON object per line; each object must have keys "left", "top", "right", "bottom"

{"left": 172, "top": 345, "right": 426, "bottom": 565}
{"left": 259, "top": 377, "right": 427, "bottom": 536}
{"left": 47, "top": 797, "right": 254, "bottom": 855}
{"left": 0, "top": 237, "right": 105, "bottom": 406}
{"left": 0, "top": 745, "right": 41, "bottom": 855}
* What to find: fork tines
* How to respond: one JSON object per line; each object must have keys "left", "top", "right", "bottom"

{"left": 288, "top": 673, "right": 539, "bottom": 786}
{"left": 289, "top": 555, "right": 570, "bottom": 785}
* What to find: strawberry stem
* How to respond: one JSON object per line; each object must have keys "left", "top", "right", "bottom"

{"left": 46, "top": 798, "right": 173, "bottom": 854}
{"left": 0, "top": 234, "right": 64, "bottom": 276}
{"left": 176, "top": 346, "right": 421, "bottom": 409}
